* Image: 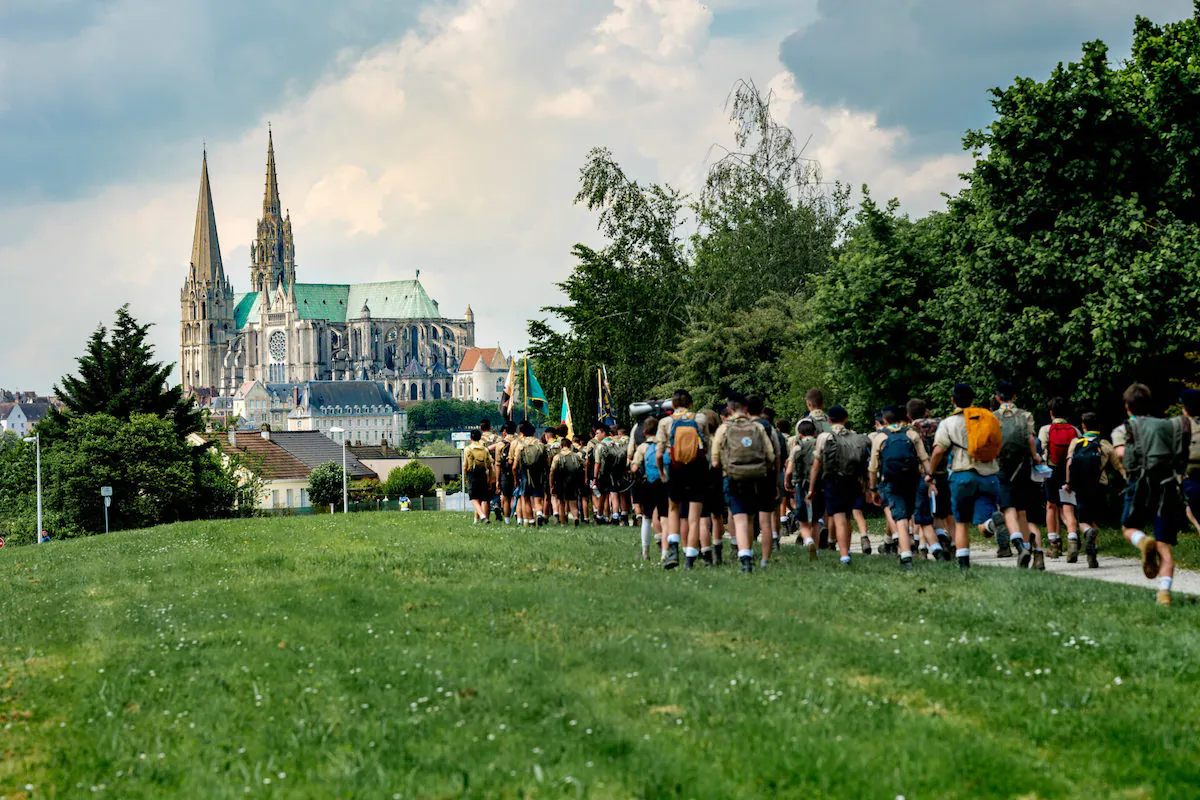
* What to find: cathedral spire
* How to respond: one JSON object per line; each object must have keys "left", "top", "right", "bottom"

{"left": 263, "top": 126, "right": 281, "bottom": 218}
{"left": 190, "top": 148, "right": 224, "bottom": 283}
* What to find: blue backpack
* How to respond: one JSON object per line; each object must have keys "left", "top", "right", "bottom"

{"left": 880, "top": 430, "right": 919, "bottom": 484}
{"left": 644, "top": 442, "right": 670, "bottom": 482}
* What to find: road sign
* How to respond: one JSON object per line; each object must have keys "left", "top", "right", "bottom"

{"left": 0, "top": 537, "right": 4, "bottom": 549}
{"left": 100, "top": 486, "right": 113, "bottom": 497}
{"left": 450, "top": 432, "right": 472, "bottom": 442}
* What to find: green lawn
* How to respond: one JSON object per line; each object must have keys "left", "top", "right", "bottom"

{"left": 2, "top": 513, "right": 1199, "bottom": 799}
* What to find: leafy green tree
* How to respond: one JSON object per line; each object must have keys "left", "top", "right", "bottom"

{"left": 45, "top": 305, "right": 201, "bottom": 439}
{"left": 308, "top": 462, "right": 345, "bottom": 510}
{"left": 387, "top": 462, "right": 436, "bottom": 498}
{"left": 405, "top": 399, "right": 503, "bottom": 431}
{"left": 43, "top": 413, "right": 215, "bottom": 533}
{"left": 419, "top": 440, "right": 459, "bottom": 457}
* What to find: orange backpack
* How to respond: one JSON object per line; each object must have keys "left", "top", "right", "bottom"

{"left": 669, "top": 414, "right": 704, "bottom": 465}
{"left": 963, "top": 407, "right": 1002, "bottom": 463}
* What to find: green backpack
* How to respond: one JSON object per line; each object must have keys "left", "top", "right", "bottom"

{"left": 599, "top": 439, "right": 627, "bottom": 477}
{"left": 996, "top": 408, "right": 1031, "bottom": 476}
{"left": 520, "top": 439, "right": 545, "bottom": 470}
{"left": 790, "top": 438, "right": 817, "bottom": 484}
{"left": 825, "top": 430, "right": 869, "bottom": 480}
{"left": 720, "top": 416, "right": 771, "bottom": 480}
{"left": 558, "top": 450, "right": 583, "bottom": 478}
{"left": 1124, "top": 417, "right": 1189, "bottom": 477}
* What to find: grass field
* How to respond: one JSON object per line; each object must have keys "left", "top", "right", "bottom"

{"left": 2, "top": 513, "right": 1199, "bottom": 799}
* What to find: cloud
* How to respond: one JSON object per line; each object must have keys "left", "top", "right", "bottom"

{"left": 0, "top": 0, "right": 972, "bottom": 391}
{"left": 781, "top": 0, "right": 1195, "bottom": 156}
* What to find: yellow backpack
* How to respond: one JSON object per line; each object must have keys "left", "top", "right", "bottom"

{"left": 963, "top": 407, "right": 1002, "bottom": 463}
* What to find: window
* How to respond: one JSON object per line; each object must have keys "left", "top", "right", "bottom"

{"left": 286, "top": 489, "right": 294, "bottom": 508}
{"left": 271, "top": 490, "right": 279, "bottom": 508}
{"left": 301, "top": 489, "right": 309, "bottom": 507}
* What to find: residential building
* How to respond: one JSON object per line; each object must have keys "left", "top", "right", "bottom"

{"left": 287, "top": 381, "right": 406, "bottom": 446}
{"left": 453, "top": 346, "right": 509, "bottom": 403}
{"left": 0, "top": 400, "right": 53, "bottom": 437}
{"left": 197, "top": 428, "right": 376, "bottom": 510}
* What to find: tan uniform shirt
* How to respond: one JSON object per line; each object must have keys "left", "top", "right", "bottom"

{"left": 710, "top": 413, "right": 776, "bottom": 471}
{"left": 934, "top": 412, "right": 999, "bottom": 476}
{"left": 630, "top": 441, "right": 651, "bottom": 473}
{"left": 1038, "top": 419, "right": 1080, "bottom": 465}
{"left": 867, "top": 424, "right": 931, "bottom": 479}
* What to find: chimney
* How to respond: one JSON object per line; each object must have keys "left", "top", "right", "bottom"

{"left": 261, "top": 425, "right": 271, "bottom": 441}
{"left": 227, "top": 428, "right": 237, "bottom": 448}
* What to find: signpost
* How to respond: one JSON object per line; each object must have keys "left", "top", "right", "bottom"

{"left": 100, "top": 486, "right": 113, "bottom": 534}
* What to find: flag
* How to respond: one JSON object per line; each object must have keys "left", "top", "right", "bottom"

{"left": 597, "top": 366, "right": 616, "bottom": 426}
{"left": 560, "top": 387, "right": 575, "bottom": 439}
{"left": 501, "top": 358, "right": 516, "bottom": 420}
{"left": 523, "top": 358, "right": 548, "bottom": 415}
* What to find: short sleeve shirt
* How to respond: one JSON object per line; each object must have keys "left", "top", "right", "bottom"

{"left": 934, "top": 412, "right": 999, "bottom": 476}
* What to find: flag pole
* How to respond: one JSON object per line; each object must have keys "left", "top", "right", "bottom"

{"left": 523, "top": 356, "right": 529, "bottom": 423}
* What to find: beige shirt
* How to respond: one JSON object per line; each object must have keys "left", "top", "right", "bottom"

{"left": 655, "top": 410, "right": 713, "bottom": 459}
{"left": 867, "top": 425, "right": 931, "bottom": 479}
{"left": 1066, "top": 435, "right": 1116, "bottom": 486}
{"left": 811, "top": 426, "right": 850, "bottom": 478}
{"left": 933, "top": 412, "right": 999, "bottom": 476}
{"left": 630, "top": 441, "right": 651, "bottom": 473}
{"left": 710, "top": 413, "right": 776, "bottom": 470}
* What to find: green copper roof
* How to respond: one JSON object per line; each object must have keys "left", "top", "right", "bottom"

{"left": 234, "top": 279, "right": 442, "bottom": 327}
{"left": 233, "top": 293, "right": 260, "bottom": 328}
{"left": 294, "top": 284, "right": 350, "bottom": 321}
{"left": 347, "top": 280, "right": 440, "bottom": 320}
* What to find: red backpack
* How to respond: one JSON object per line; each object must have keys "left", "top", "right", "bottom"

{"left": 1047, "top": 422, "right": 1076, "bottom": 467}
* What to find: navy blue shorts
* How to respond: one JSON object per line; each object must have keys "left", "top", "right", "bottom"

{"left": 794, "top": 482, "right": 825, "bottom": 523}
{"left": 824, "top": 477, "right": 862, "bottom": 516}
{"left": 883, "top": 477, "right": 919, "bottom": 521}
{"left": 1183, "top": 476, "right": 1200, "bottom": 521}
{"left": 1044, "top": 464, "right": 1074, "bottom": 507}
{"left": 667, "top": 459, "right": 709, "bottom": 506}
{"left": 1122, "top": 470, "right": 1182, "bottom": 546}
{"left": 997, "top": 467, "right": 1040, "bottom": 513}
{"left": 949, "top": 470, "right": 1000, "bottom": 526}
{"left": 914, "top": 474, "right": 950, "bottom": 526}
{"left": 725, "top": 477, "right": 764, "bottom": 517}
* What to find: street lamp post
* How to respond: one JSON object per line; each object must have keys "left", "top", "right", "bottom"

{"left": 23, "top": 434, "right": 41, "bottom": 544}
{"left": 329, "top": 427, "right": 348, "bottom": 514}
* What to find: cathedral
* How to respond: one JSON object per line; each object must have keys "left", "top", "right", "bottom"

{"left": 179, "top": 132, "right": 476, "bottom": 403}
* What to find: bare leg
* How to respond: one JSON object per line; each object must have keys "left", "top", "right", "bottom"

{"left": 835, "top": 513, "right": 852, "bottom": 558}
{"left": 760, "top": 510, "right": 775, "bottom": 561}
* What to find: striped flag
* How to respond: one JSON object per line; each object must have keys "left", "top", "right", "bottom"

{"left": 597, "top": 366, "right": 616, "bottom": 426}
{"left": 501, "top": 358, "right": 516, "bottom": 420}
{"left": 560, "top": 387, "right": 575, "bottom": 439}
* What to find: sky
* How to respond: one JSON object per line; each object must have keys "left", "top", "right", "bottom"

{"left": 0, "top": 0, "right": 1193, "bottom": 392}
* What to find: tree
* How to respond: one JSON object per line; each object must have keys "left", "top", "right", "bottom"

{"left": 46, "top": 305, "right": 201, "bottom": 439}
{"left": 405, "top": 399, "right": 503, "bottom": 431}
{"left": 386, "top": 462, "right": 436, "bottom": 498}
{"left": 308, "top": 462, "right": 345, "bottom": 511}
{"left": 419, "top": 440, "right": 459, "bottom": 457}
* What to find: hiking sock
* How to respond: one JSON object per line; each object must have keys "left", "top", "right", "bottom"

{"left": 760, "top": 557, "right": 770, "bottom": 569}
{"left": 839, "top": 555, "right": 851, "bottom": 565}
{"left": 1160, "top": 576, "right": 1174, "bottom": 592}
{"left": 900, "top": 551, "right": 913, "bottom": 570}
{"left": 956, "top": 547, "right": 970, "bottom": 569}
{"left": 640, "top": 519, "right": 654, "bottom": 551}
{"left": 1048, "top": 533, "right": 1061, "bottom": 542}
{"left": 1130, "top": 530, "right": 1147, "bottom": 548}
{"left": 1067, "top": 532, "right": 1079, "bottom": 540}
{"left": 620, "top": 513, "right": 630, "bottom": 526}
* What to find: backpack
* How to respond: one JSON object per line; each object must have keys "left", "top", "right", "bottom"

{"left": 644, "top": 443, "right": 670, "bottom": 483}
{"left": 519, "top": 438, "right": 545, "bottom": 470}
{"left": 498, "top": 439, "right": 513, "bottom": 471}
{"left": 599, "top": 439, "right": 627, "bottom": 477}
{"left": 1047, "top": 422, "right": 1076, "bottom": 467}
{"left": 1069, "top": 435, "right": 1104, "bottom": 487}
{"left": 669, "top": 414, "right": 704, "bottom": 465}
{"left": 963, "top": 407, "right": 1002, "bottom": 463}
{"left": 464, "top": 443, "right": 489, "bottom": 472}
{"left": 1189, "top": 425, "right": 1200, "bottom": 479}
{"left": 721, "top": 417, "right": 771, "bottom": 480}
{"left": 557, "top": 450, "right": 583, "bottom": 478}
{"left": 880, "top": 429, "right": 919, "bottom": 484}
{"left": 805, "top": 413, "right": 834, "bottom": 436}
{"left": 996, "top": 408, "right": 1031, "bottom": 475}
{"left": 1125, "top": 417, "right": 1189, "bottom": 477}
{"left": 790, "top": 437, "right": 817, "bottom": 483}
{"left": 825, "top": 430, "right": 869, "bottom": 480}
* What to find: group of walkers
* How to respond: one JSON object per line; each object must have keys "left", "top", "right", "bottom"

{"left": 461, "top": 381, "right": 1200, "bottom": 605}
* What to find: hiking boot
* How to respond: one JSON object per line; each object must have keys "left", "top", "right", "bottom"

{"left": 901, "top": 557, "right": 914, "bottom": 572}
{"left": 1137, "top": 536, "right": 1160, "bottom": 579}
{"left": 807, "top": 540, "right": 819, "bottom": 562}
{"left": 1066, "top": 537, "right": 1080, "bottom": 564}
{"left": 936, "top": 530, "right": 953, "bottom": 555}
{"left": 760, "top": 558, "right": 770, "bottom": 570}
{"left": 958, "top": 555, "right": 970, "bottom": 570}
{"left": 1085, "top": 529, "right": 1099, "bottom": 569}
{"left": 1157, "top": 589, "right": 1172, "bottom": 607}
{"left": 1047, "top": 538, "right": 1062, "bottom": 559}
{"left": 772, "top": 533, "right": 780, "bottom": 550}
{"left": 861, "top": 536, "right": 873, "bottom": 555}
{"left": 1017, "top": 545, "right": 1032, "bottom": 569}
{"left": 996, "top": 539, "right": 1013, "bottom": 559}
{"left": 740, "top": 555, "right": 753, "bottom": 573}
{"left": 640, "top": 550, "right": 650, "bottom": 561}
{"left": 818, "top": 526, "right": 830, "bottom": 550}
{"left": 620, "top": 514, "right": 630, "bottom": 527}
{"left": 664, "top": 542, "right": 680, "bottom": 570}
{"left": 1032, "top": 549, "right": 1046, "bottom": 571}
{"left": 684, "top": 555, "right": 696, "bottom": 570}
{"left": 702, "top": 549, "right": 714, "bottom": 567}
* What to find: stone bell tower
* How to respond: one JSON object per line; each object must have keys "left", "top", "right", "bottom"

{"left": 248, "top": 128, "right": 296, "bottom": 294}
